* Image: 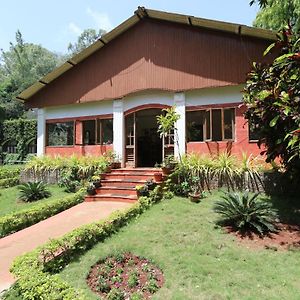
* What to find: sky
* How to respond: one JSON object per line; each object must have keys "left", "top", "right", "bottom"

{"left": 0, "top": 0, "right": 260, "bottom": 54}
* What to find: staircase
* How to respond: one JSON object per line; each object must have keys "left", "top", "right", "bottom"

{"left": 85, "top": 168, "right": 163, "bottom": 203}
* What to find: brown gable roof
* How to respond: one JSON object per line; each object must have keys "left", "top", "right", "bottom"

{"left": 17, "top": 6, "right": 276, "bottom": 102}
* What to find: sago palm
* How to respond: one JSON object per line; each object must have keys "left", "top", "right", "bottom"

{"left": 18, "top": 181, "right": 51, "bottom": 202}
{"left": 213, "top": 192, "right": 278, "bottom": 235}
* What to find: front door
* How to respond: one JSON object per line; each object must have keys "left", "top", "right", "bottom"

{"left": 125, "top": 109, "right": 171, "bottom": 167}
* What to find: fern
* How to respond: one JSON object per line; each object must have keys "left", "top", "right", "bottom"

{"left": 18, "top": 181, "right": 51, "bottom": 202}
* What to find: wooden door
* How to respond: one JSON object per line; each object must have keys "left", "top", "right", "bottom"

{"left": 125, "top": 113, "right": 136, "bottom": 167}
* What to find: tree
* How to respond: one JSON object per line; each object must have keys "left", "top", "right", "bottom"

{"left": 243, "top": 27, "right": 300, "bottom": 172}
{"left": 0, "top": 30, "right": 63, "bottom": 119}
{"left": 253, "top": 0, "right": 300, "bottom": 31}
{"left": 68, "top": 29, "right": 106, "bottom": 56}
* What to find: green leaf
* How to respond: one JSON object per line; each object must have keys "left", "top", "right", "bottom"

{"left": 269, "top": 115, "right": 280, "bottom": 127}
{"left": 257, "top": 90, "right": 272, "bottom": 100}
{"left": 263, "top": 43, "right": 275, "bottom": 56}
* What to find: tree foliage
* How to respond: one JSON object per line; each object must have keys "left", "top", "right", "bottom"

{"left": 0, "top": 31, "right": 64, "bottom": 119}
{"left": 253, "top": 0, "right": 300, "bottom": 31}
{"left": 243, "top": 27, "right": 300, "bottom": 171}
{"left": 68, "top": 29, "right": 106, "bottom": 55}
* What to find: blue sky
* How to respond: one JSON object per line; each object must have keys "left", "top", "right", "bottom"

{"left": 0, "top": 0, "right": 260, "bottom": 54}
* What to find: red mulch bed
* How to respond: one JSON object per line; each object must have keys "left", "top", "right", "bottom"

{"left": 226, "top": 223, "right": 300, "bottom": 250}
{"left": 87, "top": 252, "right": 164, "bottom": 299}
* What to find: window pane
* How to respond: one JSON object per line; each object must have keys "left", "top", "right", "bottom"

{"left": 212, "top": 110, "right": 222, "bottom": 141}
{"left": 186, "top": 111, "right": 205, "bottom": 142}
{"left": 83, "top": 120, "right": 96, "bottom": 145}
{"left": 102, "top": 119, "right": 113, "bottom": 145}
{"left": 205, "top": 110, "right": 211, "bottom": 140}
{"left": 47, "top": 122, "right": 74, "bottom": 146}
{"left": 223, "top": 108, "right": 234, "bottom": 140}
{"left": 249, "top": 121, "right": 260, "bottom": 141}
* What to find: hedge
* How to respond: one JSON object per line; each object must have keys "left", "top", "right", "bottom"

{"left": 0, "top": 189, "right": 86, "bottom": 238}
{"left": 0, "top": 177, "right": 20, "bottom": 188}
{"left": 0, "top": 166, "right": 22, "bottom": 180}
{"left": 9, "top": 188, "right": 163, "bottom": 300}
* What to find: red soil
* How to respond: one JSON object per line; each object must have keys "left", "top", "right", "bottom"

{"left": 227, "top": 223, "right": 300, "bottom": 250}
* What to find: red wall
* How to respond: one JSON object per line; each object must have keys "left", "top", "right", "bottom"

{"left": 45, "top": 145, "right": 113, "bottom": 157}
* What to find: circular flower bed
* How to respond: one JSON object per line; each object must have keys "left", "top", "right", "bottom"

{"left": 87, "top": 252, "right": 164, "bottom": 299}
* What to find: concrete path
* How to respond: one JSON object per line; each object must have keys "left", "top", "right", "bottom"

{"left": 0, "top": 201, "right": 132, "bottom": 293}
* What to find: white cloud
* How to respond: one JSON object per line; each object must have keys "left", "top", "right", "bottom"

{"left": 68, "top": 22, "right": 82, "bottom": 36}
{"left": 86, "top": 7, "right": 113, "bottom": 31}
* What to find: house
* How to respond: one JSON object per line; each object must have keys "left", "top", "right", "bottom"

{"left": 18, "top": 7, "right": 276, "bottom": 168}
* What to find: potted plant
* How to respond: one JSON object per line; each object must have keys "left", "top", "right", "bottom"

{"left": 135, "top": 184, "right": 149, "bottom": 197}
{"left": 91, "top": 175, "right": 101, "bottom": 189}
{"left": 161, "top": 155, "right": 176, "bottom": 175}
{"left": 146, "top": 179, "right": 157, "bottom": 191}
{"left": 153, "top": 171, "right": 163, "bottom": 182}
{"left": 188, "top": 176, "right": 202, "bottom": 203}
{"left": 86, "top": 182, "right": 96, "bottom": 196}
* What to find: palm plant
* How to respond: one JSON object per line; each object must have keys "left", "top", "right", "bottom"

{"left": 213, "top": 152, "right": 238, "bottom": 190}
{"left": 18, "top": 181, "right": 51, "bottom": 202}
{"left": 213, "top": 192, "right": 278, "bottom": 235}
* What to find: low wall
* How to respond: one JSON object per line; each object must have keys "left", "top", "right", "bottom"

{"left": 20, "top": 169, "right": 62, "bottom": 184}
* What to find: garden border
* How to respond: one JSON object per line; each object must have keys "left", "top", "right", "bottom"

{"left": 0, "top": 189, "right": 86, "bottom": 238}
{"left": 7, "top": 188, "right": 162, "bottom": 299}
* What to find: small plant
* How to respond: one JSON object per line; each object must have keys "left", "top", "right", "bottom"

{"left": 213, "top": 192, "right": 278, "bottom": 235}
{"left": 107, "top": 288, "right": 125, "bottom": 300}
{"left": 91, "top": 175, "right": 101, "bottom": 189}
{"left": 98, "top": 275, "right": 111, "bottom": 293}
{"left": 130, "top": 292, "right": 143, "bottom": 300}
{"left": 18, "top": 181, "right": 51, "bottom": 202}
{"left": 128, "top": 270, "right": 139, "bottom": 288}
{"left": 188, "top": 176, "right": 202, "bottom": 203}
{"left": 111, "top": 274, "right": 122, "bottom": 284}
{"left": 59, "top": 169, "right": 80, "bottom": 193}
{"left": 135, "top": 185, "right": 149, "bottom": 197}
{"left": 86, "top": 182, "right": 96, "bottom": 195}
{"left": 146, "top": 278, "right": 159, "bottom": 294}
{"left": 146, "top": 179, "right": 157, "bottom": 191}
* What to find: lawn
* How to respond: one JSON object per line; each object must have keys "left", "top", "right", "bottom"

{"left": 60, "top": 193, "right": 300, "bottom": 300}
{"left": 0, "top": 184, "right": 70, "bottom": 217}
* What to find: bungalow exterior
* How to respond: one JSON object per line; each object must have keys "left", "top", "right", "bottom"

{"left": 19, "top": 7, "right": 276, "bottom": 168}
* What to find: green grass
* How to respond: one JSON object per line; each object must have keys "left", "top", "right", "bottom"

{"left": 59, "top": 193, "right": 300, "bottom": 300}
{"left": 0, "top": 185, "right": 70, "bottom": 217}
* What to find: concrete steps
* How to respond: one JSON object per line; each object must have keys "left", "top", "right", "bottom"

{"left": 85, "top": 168, "right": 163, "bottom": 203}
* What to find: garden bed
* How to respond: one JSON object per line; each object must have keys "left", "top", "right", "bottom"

{"left": 87, "top": 252, "right": 164, "bottom": 299}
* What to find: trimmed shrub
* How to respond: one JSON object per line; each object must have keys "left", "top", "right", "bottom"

{"left": 0, "top": 189, "right": 85, "bottom": 237}
{"left": 213, "top": 192, "right": 278, "bottom": 235}
{"left": 9, "top": 188, "right": 163, "bottom": 300}
{"left": 0, "top": 177, "right": 20, "bottom": 188}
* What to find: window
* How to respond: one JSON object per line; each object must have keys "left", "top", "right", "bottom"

{"left": 97, "top": 119, "right": 113, "bottom": 145}
{"left": 186, "top": 108, "right": 235, "bottom": 142}
{"left": 47, "top": 122, "right": 74, "bottom": 146}
{"left": 83, "top": 120, "right": 96, "bottom": 145}
{"left": 249, "top": 121, "right": 260, "bottom": 141}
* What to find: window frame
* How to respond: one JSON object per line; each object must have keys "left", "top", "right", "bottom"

{"left": 248, "top": 121, "right": 260, "bottom": 143}
{"left": 186, "top": 107, "right": 236, "bottom": 143}
{"left": 96, "top": 118, "right": 113, "bottom": 145}
{"left": 46, "top": 120, "right": 75, "bottom": 147}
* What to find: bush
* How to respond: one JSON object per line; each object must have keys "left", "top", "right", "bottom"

{"left": 0, "top": 189, "right": 85, "bottom": 237}
{"left": 18, "top": 181, "right": 51, "bottom": 202}
{"left": 213, "top": 192, "right": 278, "bottom": 235}
{"left": 0, "top": 165, "right": 21, "bottom": 179}
{"left": 9, "top": 191, "right": 163, "bottom": 299}
{"left": 0, "top": 177, "right": 20, "bottom": 188}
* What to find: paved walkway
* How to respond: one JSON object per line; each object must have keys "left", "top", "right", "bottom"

{"left": 0, "top": 201, "right": 132, "bottom": 293}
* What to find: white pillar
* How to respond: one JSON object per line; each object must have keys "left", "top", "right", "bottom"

{"left": 113, "top": 99, "right": 125, "bottom": 166}
{"left": 174, "top": 92, "right": 186, "bottom": 159}
{"left": 37, "top": 108, "right": 45, "bottom": 156}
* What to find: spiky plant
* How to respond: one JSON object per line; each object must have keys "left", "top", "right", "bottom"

{"left": 18, "top": 181, "right": 51, "bottom": 202}
{"left": 213, "top": 192, "right": 278, "bottom": 235}
{"left": 213, "top": 152, "right": 238, "bottom": 190}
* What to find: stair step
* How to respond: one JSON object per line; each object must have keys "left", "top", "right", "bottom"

{"left": 110, "top": 168, "right": 161, "bottom": 173}
{"left": 85, "top": 194, "right": 137, "bottom": 203}
{"left": 96, "top": 186, "right": 136, "bottom": 196}
{"left": 101, "top": 179, "right": 147, "bottom": 187}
